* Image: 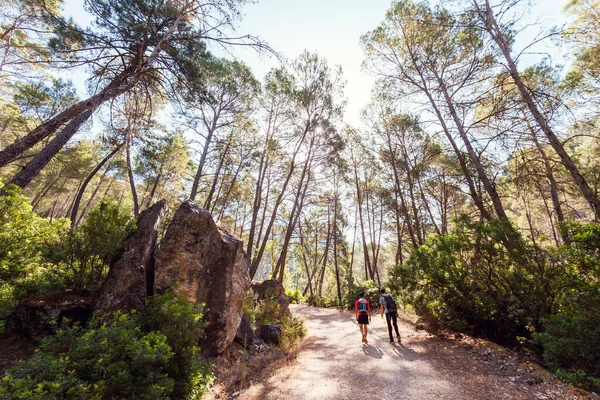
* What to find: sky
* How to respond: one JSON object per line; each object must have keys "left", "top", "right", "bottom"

{"left": 214, "top": 0, "right": 391, "bottom": 127}
{"left": 62, "top": 0, "right": 572, "bottom": 128}
{"left": 215, "top": 0, "right": 571, "bottom": 127}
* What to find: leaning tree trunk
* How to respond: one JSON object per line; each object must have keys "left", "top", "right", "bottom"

{"left": 473, "top": 0, "right": 600, "bottom": 220}
{"left": 273, "top": 153, "right": 313, "bottom": 282}
{"left": 0, "top": 12, "right": 187, "bottom": 170}
{"left": 352, "top": 160, "right": 374, "bottom": 281}
{"left": 70, "top": 143, "right": 123, "bottom": 230}
{"left": 0, "top": 65, "right": 137, "bottom": 169}
{"left": 525, "top": 114, "right": 570, "bottom": 244}
{"left": 5, "top": 110, "right": 94, "bottom": 191}
{"left": 77, "top": 168, "right": 109, "bottom": 226}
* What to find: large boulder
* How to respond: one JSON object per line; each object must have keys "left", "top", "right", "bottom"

{"left": 234, "top": 315, "right": 254, "bottom": 348}
{"left": 252, "top": 279, "right": 290, "bottom": 318}
{"left": 154, "top": 200, "right": 250, "bottom": 356}
{"left": 6, "top": 291, "right": 97, "bottom": 342}
{"left": 94, "top": 200, "right": 167, "bottom": 316}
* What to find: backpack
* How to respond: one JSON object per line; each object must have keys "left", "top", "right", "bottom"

{"left": 357, "top": 299, "right": 369, "bottom": 314}
{"left": 383, "top": 294, "right": 397, "bottom": 314}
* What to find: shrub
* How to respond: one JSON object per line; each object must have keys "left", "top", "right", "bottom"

{"left": 344, "top": 280, "right": 380, "bottom": 310}
{"left": 242, "top": 289, "right": 257, "bottom": 323}
{"left": 389, "top": 216, "right": 561, "bottom": 343}
{"left": 0, "top": 293, "right": 214, "bottom": 399}
{"left": 0, "top": 189, "right": 135, "bottom": 321}
{"left": 285, "top": 288, "right": 305, "bottom": 304}
{"left": 279, "top": 315, "right": 307, "bottom": 352}
{"left": 535, "top": 291, "right": 600, "bottom": 393}
{"left": 143, "top": 292, "right": 214, "bottom": 399}
{"left": 45, "top": 199, "right": 135, "bottom": 291}
{"left": 254, "top": 297, "right": 284, "bottom": 325}
{"left": 0, "top": 183, "right": 67, "bottom": 319}
{"left": 534, "top": 222, "right": 600, "bottom": 393}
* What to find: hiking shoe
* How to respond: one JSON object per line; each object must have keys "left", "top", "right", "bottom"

{"left": 397, "top": 335, "right": 401, "bottom": 343}
{"left": 390, "top": 339, "right": 394, "bottom": 343}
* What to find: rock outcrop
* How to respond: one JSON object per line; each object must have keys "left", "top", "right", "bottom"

{"left": 252, "top": 279, "right": 290, "bottom": 318}
{"left": 154, "top": 200, "right": 250, "bottom": 356}
{"left": 94, "top": 200, "right": 167, "bottom": 316}
{"left": 6, "top": 291, "right": 97, "bottom": 342}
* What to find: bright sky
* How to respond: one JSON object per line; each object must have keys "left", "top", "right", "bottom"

{"left": 216, "top": 0, "right": 391, "bottom": 127}
{"left": 63, "top": 0, "right": 571, "bottom": 128}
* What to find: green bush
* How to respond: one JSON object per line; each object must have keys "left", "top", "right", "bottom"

{"left": 535, "top": 290, "right": 600, "bottom": 393}
{"left": 279, "top": 315, "right": 307, "bottom": 351}
{"left": 534, "top": 222, "right": 600, "bottom": 393}
{"left": 0, "top": 184, "right": 68, "bottom": 319}
{"left": 0, "top": 293, "right": 213, "bottom": 399}
{"left": 389, "top": 216, "right": 560, "bottom": 342}
{"left": 143, "top": 292, "right": 214, "bottom": 399}
{"left": 254, "top": 297, "right": 284, "bottom": 325}
{"left": 0, "top": 193, "right": 134, "bottom": 323}
{"left": 242, "top": 289, "right": 257, "bottom": 323}
{"left": 285, "top": 288, "right": 305, "bottom": 304}
{"left": 344, "top": 280, "right": 380, "bottom": 311}
{"left": 45, "top": 199, "right": 135, "bottom": 291}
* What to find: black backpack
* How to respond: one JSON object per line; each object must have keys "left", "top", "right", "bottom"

{"left": 383, "top": 294, "right": 397, "bottom": 314}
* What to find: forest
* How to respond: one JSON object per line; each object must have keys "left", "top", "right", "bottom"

{"left": 1, "top": 0, "right": 599, "bottom": 397}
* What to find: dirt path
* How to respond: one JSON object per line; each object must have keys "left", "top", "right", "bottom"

{"left": 239, "top": 305, "right": 595, "bottom": 400}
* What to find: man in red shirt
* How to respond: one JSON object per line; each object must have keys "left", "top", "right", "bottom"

{"left": 355, "top": 291, "right": 371, "bottom": 343}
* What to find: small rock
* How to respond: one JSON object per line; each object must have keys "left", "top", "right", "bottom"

{"left": 525, "top": 376, "right": 544, "bottom": 385}
{"left": 260, "top": 323, "right": 282, "bottom": 345}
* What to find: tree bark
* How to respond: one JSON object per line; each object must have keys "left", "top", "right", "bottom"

{"left": 125, "top": 134, "right": 139, "bottom": 217}
{"left": 205, "top": 139, "right": 231, "bottom": 211}
{"left": 249, "top": 121, "right": 312, "bottom": 278}
{"left": 5, "top": 110, "right": 94, "bottom": 191}
{"left": 473, "top": 0, "right": 600, "bottom": 220}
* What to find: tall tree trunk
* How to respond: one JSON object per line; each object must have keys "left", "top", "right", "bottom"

{"left": 31, "top": 167, "right": 66, "bottom": 211}
{"left": 525, "top": 115, "right": 569, "bottom": 244}
{"left": 5, "top": 110, "right": 93, "bottom": 190}
{"left": 332, "top": 191, "right": 342, "bottom": 305}
{"left": 190, "top": 123, "right": 218, "bottom": 201}
{"left": 352, "top": 159, "right": 374, "bottom": 281}
{"left": 125, "top": 134, "right": 139, "bottom": 217}
{"left": 299, "top": 221, "right": 315, "bottom": 299}
{"left": 145, "top": 170, "right": 162, "bottom": 210}
{"left": 249, "top": 122, "right": 312, "bottom": 278}
{"left": 77, "top": 168, "right": 110, "bottom": 226}
{"left": 473, "top": 0, "right": 600, "bottom": 220}
{"left": 437, "top": 79, "right": 511, "bottom": 225}
{"left": 205, "top": 139, "right": 231, "bottom": 211}
{"left": 411, "top": 63, "right": 493, "bottom": 222}
{"left": 273, "top": 149, "right": 313, "bottom": 282}
{"left": 70, "top": 143, "right": 123, "bottom": 229}
{"left": 247, "top": 149, "right": 269, "bottom": 262}
{"left": 417, "top": 176, "right": 441, "bottom": 235}
{"left": 317, "top": 207, "right": 332, "bottom": 298}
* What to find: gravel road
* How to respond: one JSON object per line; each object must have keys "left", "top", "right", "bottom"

{"left": 239, "top": 304, "right": 595, "bottom": 400}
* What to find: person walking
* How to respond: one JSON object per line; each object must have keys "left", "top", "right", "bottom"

{"left": 355, "top": 291, "right": 371, "bottom": 343}
{"left": 379, "top": 288, "right": 401, "bottom": 343}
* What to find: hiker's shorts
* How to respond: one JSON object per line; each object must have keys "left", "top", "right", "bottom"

{"left": 357, "top": 314, "right": 369, "bottom": 324}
